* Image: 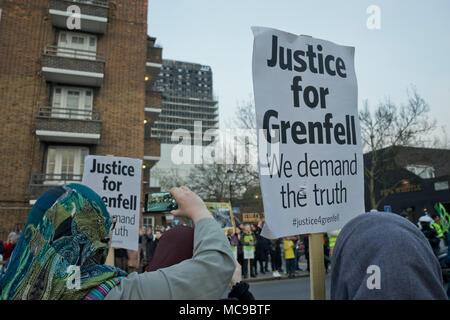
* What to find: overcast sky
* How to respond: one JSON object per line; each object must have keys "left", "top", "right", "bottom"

{"left": 147, "top": 0, "right": 450, "bottom": 142}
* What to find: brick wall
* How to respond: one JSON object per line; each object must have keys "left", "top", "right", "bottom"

{"left": 42, "top": 54, "right": 105, "bottom": 73}
{"left": 94, "top": 0, "right": 147, "bottom": 159}
{"left": 0, "top": 0, "right": 149, "bottom": 237}
{"left": 36, "top": 116, "right": 102, "bottom": 134}
{"left": 0, "top": 209, "right": 29, "bottom": 242}
{"left": 144, "top": 137, "right": 161, "bottom": 158}
{"left": 147, "top": 47, "right": 162, "bottom": 63}
{"left": 0, "top": 0, "right": 54, "bottom": 235}
{"left": 146, "top": 90, "right": 162, "bottom": 108}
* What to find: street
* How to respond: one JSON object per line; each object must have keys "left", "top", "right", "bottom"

{"left": 248, "top": 275, "right": 332, "bottom": 300}
{"left": 222, "top": 275, "right": 331, "bottom": 300}
{"left": 223, "top": 275, "right": 449, "bottom": 300}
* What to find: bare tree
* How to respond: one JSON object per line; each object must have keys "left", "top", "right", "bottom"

{"left": 152, "top": 100, "right": 262, "bottom": 202}
{"left": 233, "top": 99, "right": 260, "bottom": 192}
{"left": 180, "top": 100, "right": 261, "bottom": 202}
{"left": 185, "top": 162, "right": 257, "bottom": 202}
{"left": 151, "top": 168, "right": 189, "bottom": 191}
{"left": 235, "top": 99, "right": 257, "bottom": 130}
{"left": 359, "top": 87, "right": 437, "bottom": 209}
{"left": 420, "top": 125, "right": 450, "bottom": 150}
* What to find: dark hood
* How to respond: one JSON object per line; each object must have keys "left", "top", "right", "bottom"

{"left": 330, "top": 212, "right": 447, "bottom": 300}
{"left": 148, "top": 225, "right": 194, "bottom": 271}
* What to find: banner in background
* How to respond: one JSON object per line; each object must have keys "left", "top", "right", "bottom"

{"left": 205, "top": 202, "right": 235, "bottom": 233}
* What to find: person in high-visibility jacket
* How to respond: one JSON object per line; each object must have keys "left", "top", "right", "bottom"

{"left": 328, "top": 229, "right": 341, "bottom": 256}
{"left": 435, "top": 202, "right": 450, "bottom": 233}
{"left": 431, "top": 215, "right": 445, "bottom": 238}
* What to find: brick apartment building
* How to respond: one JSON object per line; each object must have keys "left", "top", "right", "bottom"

{"left": 0, "top": 0, "right": 162, "bottom": 240}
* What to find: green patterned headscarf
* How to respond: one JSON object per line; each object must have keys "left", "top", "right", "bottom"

{"left": 0, "top": 184, "right": 127, "bottom": 300}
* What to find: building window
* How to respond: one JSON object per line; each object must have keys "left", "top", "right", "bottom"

{"left": 143, "top": 216, "right": 155, "bottom": 229}
{"left": 52, "top": 86, "right": 93, "bottom": 119}
{"left": 57, "top": 31, "right": 97, "bottom": 60}
{"left": 45, "top": 146, "right": 89, "bottom": 183}
{"left": 405, "top": 165, "right": 435, "bottom": 179}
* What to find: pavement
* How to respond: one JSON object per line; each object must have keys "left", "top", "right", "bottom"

{"left": 243, "top": 261, "right": 322, "bottom": 283}
{"left": 244, "top": 269, "right": 311, "bottom": 283}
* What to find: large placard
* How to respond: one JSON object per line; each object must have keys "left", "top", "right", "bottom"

{"left": 82, "top": 155, "right": 142, "bottom": 251}
{"left": 252, "top": 27, "right": 364, "bottom": 238}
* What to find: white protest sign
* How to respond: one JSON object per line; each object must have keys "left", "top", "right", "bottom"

{"left": 252, "top": 27, "right": 364, "bottom": 239}
{"left": 243, "top": 246, "right": 255, "bottom": 260}
{"left": 82, "top": 155, "right": 142, "bottom": 251}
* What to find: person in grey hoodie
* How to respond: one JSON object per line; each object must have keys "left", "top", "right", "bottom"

{"left": 330, "top": 211, "right": 448, "bottom": 300}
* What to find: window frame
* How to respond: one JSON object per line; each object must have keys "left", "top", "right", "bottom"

{"left": 57, "top": 31, "right": 98, "bottom": 60}
{"left": 52, "top": 86, "right": 94, "bottom": 120}
{"left": 45, "top": 146, "right": 89, "bottom": 184}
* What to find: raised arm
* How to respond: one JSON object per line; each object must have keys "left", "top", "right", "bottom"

{"left": 105, "top": 187, "right": 235, "bottom": 300}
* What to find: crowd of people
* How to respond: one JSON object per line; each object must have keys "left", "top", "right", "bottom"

{"left": 107, "top": 219, "right": 328, "bottom": 280}
{"left": 0, "top": 183, "right": 448, "bottom": 300}
{"left": 222, "top": 208, "right": 450, "bottom": 292}
{"left": 226, "top": 220, "right": 332, "bottom": 279}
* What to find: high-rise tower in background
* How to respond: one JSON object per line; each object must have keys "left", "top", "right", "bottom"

{"left": 151, "top": 60, "right": 219, "bottom": 144}
{"left": 148, "top": 60, "right": 219, "bottom": 191}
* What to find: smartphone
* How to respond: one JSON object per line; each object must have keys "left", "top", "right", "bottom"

{"left": 146, "top": 192, "right": 178, "bottom": 212}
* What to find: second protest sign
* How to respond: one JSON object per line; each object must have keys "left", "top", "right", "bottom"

{"left": 82, "top": 155, "right": 142, "bottom": 251}
{"left": 252, "top": 26, "right": 364, "bottom": 239}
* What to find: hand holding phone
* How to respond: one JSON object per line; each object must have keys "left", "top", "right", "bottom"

{"left": 146, "top": 192, "right": 178, "bottom": 212}
{"left": 169, "top": 186, "right": 212, "bottom": 224}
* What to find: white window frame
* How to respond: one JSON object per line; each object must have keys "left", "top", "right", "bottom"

{"left": 57, "top": 31, "right": 97, "bottom": 60}
{"left": 142, "top": 216, "right": 155, "bottom": 230}
{"left": 52, "top": 86, "right": 93, "bottom": 120}
{"left": 45, "top": 146, "right": 89, "bottom": 185}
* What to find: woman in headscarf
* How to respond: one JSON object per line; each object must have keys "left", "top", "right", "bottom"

{"left": 0, "top": 184, "right": 235, "bottom": 300}
{"left": 330, "top": 211, "right": 448, "bottom": 300}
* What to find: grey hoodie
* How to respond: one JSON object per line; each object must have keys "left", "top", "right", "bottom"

{"left": 330, "top": 211, "right": 447, "bottom": 300}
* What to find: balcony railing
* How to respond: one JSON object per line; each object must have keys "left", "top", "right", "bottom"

{"left": 38, "top": 106, "right": 101, "bottom": 121}
{"left": 42, "top": 45, "right": 105, "bottom": 86}
{"left": 30, "top": 173, "right": 83, "bottom": 186}
{"left": 45, "top": 45, "right": 105, "bottom": 62}
{"left": 29, "top": 173, "right": 83, "bottom": 199}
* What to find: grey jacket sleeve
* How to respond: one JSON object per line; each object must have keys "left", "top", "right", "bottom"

{"left": 104, "top": 218, "right": 235, "bottom": 300}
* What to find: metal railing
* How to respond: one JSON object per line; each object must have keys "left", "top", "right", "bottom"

{"left": 30, "top": 173, "right": 83, "bottom": 186}
{"left": 44, "top": 45, "right": 105, "bottom": 62}
{"left": 38, "top": 106, "right": 101, "bottom": 121}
